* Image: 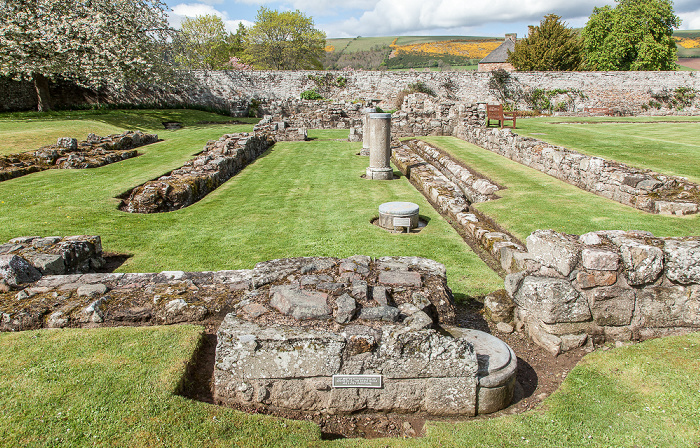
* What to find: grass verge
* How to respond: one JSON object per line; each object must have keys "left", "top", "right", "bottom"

{"left": 514, "top": 117, "right": 700, "bottom": 183}
{"left": 2, "top": 326, "right": 698, "bottom": 447}
{"left": 422, "top": 136, "right": 700, "bottom": 241}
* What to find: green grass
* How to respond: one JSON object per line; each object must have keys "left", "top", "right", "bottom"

{"left": 0, "top": 326, "right": 320, "bottom": 447}
{"left": 2, "top": 325, "right": 698, "bottom": 447}
{"left": 422, "top": 136, "right": 700, "bottom": 241}
{"left": 0, "top": 109, "right": 258, "bottom": 155}
{"left": 0, "top": 114, "right": 501, "bottom": 297}
{"left": 514, "top": 117, "right": 700, "bottom": 184}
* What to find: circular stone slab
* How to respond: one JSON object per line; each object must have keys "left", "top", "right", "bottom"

{"left": 444, "top": 326, "right": 518, "bottom": 414}
{"left": 378, "top": 202, "right": 420, "bottom": 230}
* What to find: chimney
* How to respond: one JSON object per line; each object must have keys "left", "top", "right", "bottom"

{"left": 505, "top": 33, "right": 517, "bottom": 42}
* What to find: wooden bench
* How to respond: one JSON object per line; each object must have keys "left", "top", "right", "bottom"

{"left": 486, "top": 104, "right": 516, "bottom": 128}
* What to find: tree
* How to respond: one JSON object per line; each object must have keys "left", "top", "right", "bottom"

{"left": 174, "top": 15, "right": 233, "bottom": 70}
{"left": 0, "top": 0, "right": 174, "bottom": 111}
{"left": 507, "top": 14, "right": 584, "bottom": 71}
{"left": 582, "top": 0, "right": 681, "bottom": 71}
{"left": 243, "top": 7, "right": 325, "bottom": 70}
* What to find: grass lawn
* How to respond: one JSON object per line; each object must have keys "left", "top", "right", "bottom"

{"left": 0, "top": 109, "right": 258, "bottom": 155}
{"left": 514, "top": 117, "right": 700, "bottom": 183}
{"left": 1, "top": 325, "right": 697, "bottom": 447}
{"left": 0, "top": 114, "right": 501, "bottom": 298}
{"left": 422, "top": 136, "right": 700, "bottom": 241}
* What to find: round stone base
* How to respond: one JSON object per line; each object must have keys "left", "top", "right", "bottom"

{"left": 378, "top": 202, "right": 419, "bottom": 230}
{"left": 366, "top": 167, "right": 394, "bottom": 180}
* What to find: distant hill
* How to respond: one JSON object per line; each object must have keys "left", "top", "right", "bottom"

{"left": 325, "top": 31, "right": 700, "bottom": 71}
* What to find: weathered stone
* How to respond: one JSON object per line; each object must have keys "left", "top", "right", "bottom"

{"left": 484, "top": 289, "right": 515, "bottom": 323}
{"left": 636, "top": 285, "right": 700, "bottom": 327}
{"left": 269, "top": 285, "right": 331, "bottom": 320}
{"left": 351, "top": 279, "right": 368, "bottom": 300}
{"left": 411, "top": 291, "right": 431, "bottom": 310}
{"left": 576, "top": 271, "right": 617, "bottom": 289}
{"left": 655, "top": 201, "right": 698, "bottom": 215}
{"left": 358, "top": 306, "right": 400, "bottom": 322}
{"left": 403, "top": 310, "right": 433, "bottom": 330}
{"left": 664, "top": 239, "right": 700, "bottom": 284}
{"left": 526, "top": 230, "right": 580, "bottom": 276}
{"left": 514, "top": 276, "right": 591, "bottom": 324}
{"left": 371, "top": 286, "right": 389, "bottom": 305}
{"left": 398, "top": 303, "right": 420, "bottom": 316}
{"left": 335, "top": 293, "right": 357, "bottom": 324}
{"left": 0, "top": 254, "right": 41, "bottom": 287}
{"left": 581, "top": 248, "right": 619, "bottom": 271}
{"left": 504, "top": 272, "right": 526, "bottom": 297}
{"left": 81, "top": 297, "right": 107, "bottom": 323}
{"left": 77, "top": 283, "right": 108, "bottom": 298}
{"left": 614, "top": 237, "right": 664, "bottom": 285}
{"left": 28, "top": 253, "right": 66, "bottom": 275}
{"left": 582, "top": 285, "right": 635, "bottom": 326}
{"left": 47, "top": 311, "right": 68, "bottom": 328}
{"left": 496, "top": 322, "right": 514, "bottom": 333}
{"left": 560, "top": 333, "right": 588, "bottom": 351}
{"left": 165, "top": 298, "right": 187, "bottom": 314}
{"left": 378, "top": 270, "right": 422, "bottom": 288}
{"left": 527, "top": 321, "right": 562, "bottom": 356}
{"left": 579, "top": 232, "right": 602, "bottom": 245}
{"left": 241, "top": 303, "right": 268, "bottom": 318}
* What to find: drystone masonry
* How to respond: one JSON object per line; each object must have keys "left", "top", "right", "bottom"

{"left": 392, "top": 139, "right": 523, "bottom": 273}
{"left": 0, "top": 131, "right": 158, "bottom": 182}
{"left": 492, "top": 229, "right": 700, "bottom": 355}
{"left": 454, "top": 122, "right": 700, "bottom": 215}
{"left": 121, "top": 132, "right": 274, "bottom": 213}
{"left": 0, "top": 236, "right": 104, "bottom": 291}
{"left": 5, "top": 70, "right": 699, "bottom": 116}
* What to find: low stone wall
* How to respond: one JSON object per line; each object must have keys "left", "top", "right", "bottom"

{"left": 121, "top": 132, "right": 274, "bottom": 213}
{"left": 392, "top": 140, "right": 523, "bottom": 274}
{"left": 454, "top": 122, "right": 700, "bottom": 215}
{"left": 0, "top": 236, "right": 104, "bottom": 291}
{"left": 495, "top": 229, "right": 700, "bottom": 355}
{"left": 0, "top": 131, "right": 158, "bottom": 182}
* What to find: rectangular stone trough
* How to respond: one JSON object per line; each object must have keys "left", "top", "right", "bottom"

{"left": 214, "top": 314, "right": 479, "bottom": 416}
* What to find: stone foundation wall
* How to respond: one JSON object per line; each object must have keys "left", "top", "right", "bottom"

{"left": 454, "top": 122, "right": 700, "bottom": 215}
{"left": 496, "top": 229, "right": 700, "bottom": 355}
{"left": 121, "top": 132, "right": 274, "bottom": 213}
{"left": 0, "top": 131, "right": 158, "bottom": 182}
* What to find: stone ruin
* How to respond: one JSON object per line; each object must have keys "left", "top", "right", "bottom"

{"left": 120, "top": 132, "right": 274, "bottom": 213}
{"left": 0, "top": 131, "right": 159, "bottom": 182}
{"left": 487, "top": 229, "right": 700, "bottom": 355}
{"left": 0, "top": 236, "right": 517, "bottom": 417}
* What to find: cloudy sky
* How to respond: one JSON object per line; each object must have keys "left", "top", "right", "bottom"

{"left": 164, "top": 0, "right": 700, "bottom": 38}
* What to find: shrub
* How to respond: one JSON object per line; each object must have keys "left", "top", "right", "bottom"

{"left": 300, "top": 89, "right": 324, "bottom": 100}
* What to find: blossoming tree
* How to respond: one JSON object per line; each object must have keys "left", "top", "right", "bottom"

{"left": 0, "top": 0, "right": 174, "bottom": 110}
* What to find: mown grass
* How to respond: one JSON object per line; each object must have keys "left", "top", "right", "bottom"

{"left": 514, "top": 117, "right": 700, "bottom": 183}
{"left": 0, "top": 114, "right": 501, "bottom": 297}
{"left": 2, "top": 325, "right": 698, "bottom": 447}
{"left": 422, "top": 136, "right": 700, "bottom": 241}
{"left": 0, "top": 326, "right": 320, "bottom": 447}
{"left": 0, "top": 109, "right": 258, "bottom": 155}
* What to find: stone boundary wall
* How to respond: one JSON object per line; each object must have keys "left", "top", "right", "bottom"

{"left": 120, "top": 132, "right": 274, "bottom": 213}
{"left": 0, "top": 131, "right": 159, "bottom": 182}
{"left": 4, "top": 71, "right": 700, "bottom": 116}
{"left": 493, "top": 229, "right": 700, "bottom": 355}
{"left": 453, "top": 123, "right": 700, "bottom": 215}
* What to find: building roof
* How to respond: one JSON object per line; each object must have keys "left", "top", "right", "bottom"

{"left": 479, "top": 38, "right": 516, "bottom": 64}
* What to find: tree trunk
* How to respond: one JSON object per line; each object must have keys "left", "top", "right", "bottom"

{"left": 33, "top": 73, "right": 52, "bottom": 111}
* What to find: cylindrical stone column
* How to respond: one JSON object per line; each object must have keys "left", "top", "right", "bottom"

{"left": 366, "top": 112, "right": 393, "bottom": 180}
{"left": 361, "top": 107, "right": 376, "bottom": 156}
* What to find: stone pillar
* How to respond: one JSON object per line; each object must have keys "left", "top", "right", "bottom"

{"left": 366, "top": 112, "right": 393, "bottom": 180}
{"left": 361, "top": 107, "right": 376, "bottom": 156}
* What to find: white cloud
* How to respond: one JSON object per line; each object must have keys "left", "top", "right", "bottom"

{"left": 678, "top": 11, "right": 700, "bottom": 30}
{"left": 169, "top": 3, "right": 254, "bottom": 32}
{"left": 326, "top": 0, "right": 619, "bottom": 37}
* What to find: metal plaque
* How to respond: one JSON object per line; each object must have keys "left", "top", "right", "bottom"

{"left": 332, "top": 374, "right": 383, "bottom": 388}
{"left": 393, "top": 217, "right": 412, "bottom": 227}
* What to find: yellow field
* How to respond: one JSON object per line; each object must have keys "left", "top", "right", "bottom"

{"left": 389, "top": 38, "right": 502, "bottom": 59}
{"left": 324, "top": 45, "right": 335, "bottom": 52}
{"left": 676, "top": 37, "right": 700, "bottom": 49}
